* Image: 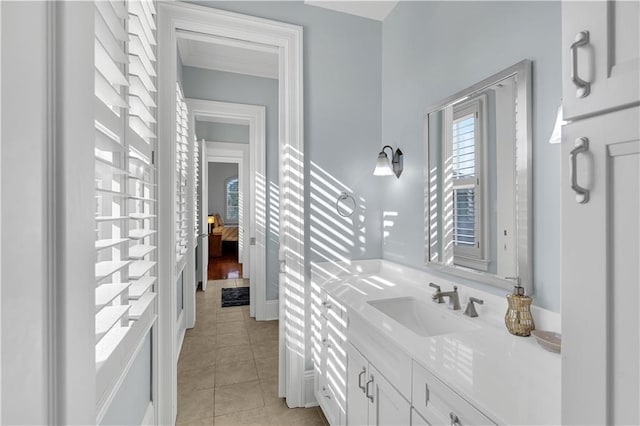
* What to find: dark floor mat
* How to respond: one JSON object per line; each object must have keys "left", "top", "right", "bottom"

{"left": 221, "top": 287, "right": 250, "bottom": 307}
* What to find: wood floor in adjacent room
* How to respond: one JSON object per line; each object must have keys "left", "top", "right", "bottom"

{"left": 176, "top": 278, "right": 327, "bottom": 425}
{"left": 208, "top": 243, "right": 243, "bottom": 281}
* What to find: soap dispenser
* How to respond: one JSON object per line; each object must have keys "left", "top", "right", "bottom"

{"left": 505, "top": 284, "right": 535, "bottom": 336}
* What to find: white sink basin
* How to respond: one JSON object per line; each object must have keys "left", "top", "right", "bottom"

{"left": 367, "top": 296, "right": 479, "bottom": 337}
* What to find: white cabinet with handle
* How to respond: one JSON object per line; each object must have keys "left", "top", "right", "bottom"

{"left": 561, "top": 106, "right": 640, "bottom": 425}
{"left": 562, "top": 0, "right": 640, "bottom": 120}
{"left": 346, "top": 342, "right": 411, "bottom": 426}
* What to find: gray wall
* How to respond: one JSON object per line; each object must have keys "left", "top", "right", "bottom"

{"left": 381, "top": 1, "right": 562, "bottom": 311}
{"left": 196, "top": 121, "right": 249, "bottom": 144}
{"left": 208, "top": 162, "right": 239, "bottom": 224}
{"left": 187, "top": 2, "right": 384, "bottom": 305}
{"left": 100, "top": 332, "right": 151, "bottom": 425}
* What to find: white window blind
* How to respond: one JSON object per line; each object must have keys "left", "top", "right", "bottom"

{"left": 226, "top": 177, "right": 239, "bottom": 221}
{"left": 94, "top": 0, "right": 157, "bottom": 401}
{"left": 448, "top": 98, "right": 485, "bottom": 264}
{"left": 176, "top": 83, "right": 189, "bottom": 267}
{"left": 193, "top": 137, "right": 200, "bottom": 240}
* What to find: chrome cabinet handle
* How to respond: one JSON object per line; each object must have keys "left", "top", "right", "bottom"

{"left": 570, "top": 31, "right": 591, "bottom": 98}
{"left": 570, "top": 137, "right": 590, "bottom": 204}
{"left": 358, "top": 368, "right": 367, "bottom": 393}
{"left": 365, "top": 376, "right": 374, "bottom": 402}
{"left": 425, "top": 383, "right": 430, "bottom": 407}
{"left": 321, "top": 338, "right": 332, "bottom": 348}
{"left": 321, "top": 301, "right": 332, "bottom": 309}
{"left": 321, "top": 386, "right": 331, "bottom": 400}
{"left": 450, "top": 412, "right": 461, "bottom": 426}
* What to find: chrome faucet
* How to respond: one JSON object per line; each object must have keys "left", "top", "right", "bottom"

{"left": 429, "top": 283, "right": 444, "bottom": 303}
{"left": 439, "top": 286, "right": 461, "bottom": 310}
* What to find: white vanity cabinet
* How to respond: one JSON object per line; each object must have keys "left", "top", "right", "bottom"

{"left": 346, "top": 342, "right": 411, "bottom": 426}
{"left": 561, "top": 0, "right": 639, "bottom": 120}
{"left": 412, "top": 361, "right": 496, "bottom": 426}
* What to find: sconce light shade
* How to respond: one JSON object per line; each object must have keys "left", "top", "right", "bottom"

{"left": 374, "top": 145, "right": 403, "bottom": 178}
{"left": 373, "top": 151, "right": 394, "bottom": 176}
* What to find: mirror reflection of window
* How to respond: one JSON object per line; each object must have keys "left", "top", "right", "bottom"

{"left": 450, "top": 97, "right": 485, "bottom": 266}
{"left": 226, "top": 177, "right": 239, "bottom": 221}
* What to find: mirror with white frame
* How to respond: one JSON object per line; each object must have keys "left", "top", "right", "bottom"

{"left": 424, "top": 60, "right": 532, "bottom": 293}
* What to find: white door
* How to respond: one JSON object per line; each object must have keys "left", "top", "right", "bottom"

{"left": 346, "top": 343, "right": 369, "bottom": 426}
{"left": 200, "top": 140, "right": 208, "bottom": 291}
{"left": 368, "top": 365, "right": 411, "bottom": 426}
{"left": 561, "top": 106, "right": 640, "bottom": 425}
{"left": 562, "top": 0, "right": 640, "bottom": 120}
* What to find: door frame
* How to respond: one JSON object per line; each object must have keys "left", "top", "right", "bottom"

{"left": 187, "top": 100, "right": 266, "bottom": 323}
{"left": 205, "top": 142, "right": 250, "bottom": 279}
{"left": 157, "top": 3, "right": 305, "bottom": 423}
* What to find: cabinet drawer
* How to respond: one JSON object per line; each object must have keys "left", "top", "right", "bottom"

{"left": 321, "top": 290, "right": 347, "bottom": 323}
{"left": 317, "top": 373, "right": 343, "bottom": 426}
{"left": 412, "top": 361, "right": 496, "bottom": 426}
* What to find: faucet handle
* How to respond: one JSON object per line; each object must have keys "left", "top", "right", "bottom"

{"left": 464, "top": 297, "right": 484, "bottom": 317}
{"left": 429, "top": 283, "right": 444, "bottom": 303}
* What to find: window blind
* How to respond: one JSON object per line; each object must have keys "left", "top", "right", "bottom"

{"left": 94, "top": 0, "right": 157, "bottom": 383}
{"left": 193, "top": 137, "right": 200, "bottom": 240}
{"left": 176, "top": 83, "right": 189, "bottom": 267}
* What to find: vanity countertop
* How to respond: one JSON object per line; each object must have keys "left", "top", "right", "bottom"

{"left": 317, "top": 260, "right": 561, "bottom": 426}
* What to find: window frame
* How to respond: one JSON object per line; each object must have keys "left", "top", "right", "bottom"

{"left": 225, "top": 176, "right": 239, "bottom": 222}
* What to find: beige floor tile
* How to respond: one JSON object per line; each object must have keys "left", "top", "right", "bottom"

{"left": 265, "top": 400, "right": 325, "bottom": 426}
{"left": 178, "top": 346, "right": 216, "bottom": 373}
{"left": 216, "top": 330, "right": 251, "bottom": 348}
{"left": 215, "top": 358, "right": 258, "bottom": 387}
{"left": 259, "top": 376, "right": 281, "bottom": 407}
{"left": 176, "top": 388, "right": 214, "bottom": 424}
{"left": 216, "top": 343, "right": 254, "bottom": 363}
{"left": 213, "top": 407, "right": 266, "bottom": 426}
{"left": 178, "top": 364, "right": 215, "bottom": 392}
{"left": 176, "top": 416, "right": 214, "bottom": 426}
{"left": 214, "top": 380, "right": 265, "bottom": 416}
{"left": 254, "top": 356, "right": 278, "bottom": 380}
{"left": 317, "top": 406, "right": 330, "bottom": 426}
{"left": 216, "top": 310, "right": 244, "bottom": 323}
{"left": 216, "top": 319, "right": 246, "bottom": 335}
{"left": 181, "top": 335, "right": 216, "bottom": 356}
{"left": 251, "top": 340, "right": 278, "bottom": 360}
{"left": 249, "top": 328, "right": 279, "bottom": 345}
{"left": 236, "top": 278, "right": 250, "bottom": 287}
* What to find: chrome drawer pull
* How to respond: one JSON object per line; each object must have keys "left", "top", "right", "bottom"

{"left": 358, "top": 368, "right": 367, "bottom": 393}
{"left": 425, "top": 383, "right": 430, "bottom": 407}
{"left": 450, "top": 412, "right": 461, "bottom": 426}
{"left": 570, "top": 137, "right": 590, "bottom": 204}
{"left": 321, "top": 301, "right": 332, "bottom": 309}
{"left": 365, "top": 376, "right": 375, "bottom": 402}
{"left": 570, "top": 31, "right": 591, "bottom": 98}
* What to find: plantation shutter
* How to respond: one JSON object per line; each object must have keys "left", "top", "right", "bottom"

{"left": 194, "top": 137, "right": 200, "bottom": 239}
{"left": 176, "top": 83, "right": 189, "bottom": 266}
{"left": 451, "top": 112, "right": 477, "bottom": 248}
{"left": 94, "top": 0, "right": 157, "bottom": 404}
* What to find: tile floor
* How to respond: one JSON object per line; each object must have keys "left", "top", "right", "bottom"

{"left": 177, "top": 278, "right": 328, "bottom": 425}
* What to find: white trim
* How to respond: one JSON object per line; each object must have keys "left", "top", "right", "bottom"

{"left": 304, "top": 369, "right": 319, "bottom": 408}
{"left": 176, "top": 310, "right": 186, "bottom": 360}
{"left": 158, "top": 4, "right": 305, "bottom": 421}
{"left": 263, "top": 300, "right": 280, "bottom": 321}
{"left": 141, "top": 402, "right": 154, "bottom": 426}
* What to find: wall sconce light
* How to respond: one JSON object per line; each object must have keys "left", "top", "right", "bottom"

{"left": 373, "top": 145, "right": 403, "bottom": 178}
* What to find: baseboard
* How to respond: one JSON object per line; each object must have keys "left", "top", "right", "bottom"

{"left": 262, "top": 299, "right": 279, "bottom": 321}
{"left": 304, "top": 369, "right": 318, "bottom": 408}
{"left": 141, "top": 402, "right": 154, "bottom": 426}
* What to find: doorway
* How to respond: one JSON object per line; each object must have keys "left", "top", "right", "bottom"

{"left": 158, "top": 3, "right": 305, "bottom": 424}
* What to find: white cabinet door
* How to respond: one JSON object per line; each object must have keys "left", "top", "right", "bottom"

{"left": 562, "top": 106, "right": 640, "bottom": 425}
{"left": 368, "top": 365, "right": 411, "bottom": 426}
{"left": 347, "top": 343, "right": 369, "bottom": 426}
{"left": 562, "top": 0, "right": 640, "bottom": 120}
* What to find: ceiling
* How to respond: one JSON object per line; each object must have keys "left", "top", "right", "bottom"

{"left": 304, "top": 1, "right": 398, "bottom": 21}
{"left": 177, "top": 37, "right": 278, "bottom": 80}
